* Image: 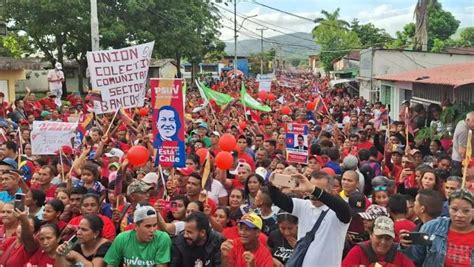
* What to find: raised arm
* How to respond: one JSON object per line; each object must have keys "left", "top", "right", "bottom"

{"left": 267, "top": 184, "right": 294, "bottom": 213}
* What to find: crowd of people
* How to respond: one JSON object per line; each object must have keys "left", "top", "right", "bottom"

{"left": 0, "top": 70, "right": 473, "bottom": 267}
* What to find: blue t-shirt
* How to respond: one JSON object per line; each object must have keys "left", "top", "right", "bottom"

{"left": 0, "top": 188, "right": 22, "bottom": 203}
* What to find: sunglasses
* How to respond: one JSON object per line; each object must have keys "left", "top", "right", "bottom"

{"left": 373, "top": 186, "right": 388, "bottom": 191}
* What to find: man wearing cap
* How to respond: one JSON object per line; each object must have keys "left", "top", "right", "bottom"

{"left": 104, "top": 148, "right": 124, "bottom": 163}
{"left": 0, "top": 158, "right": 22, "bottom": 202}
{"left": 47, "top": 62, "right": 64, "bottom": 106}
{"left": 197, "top": 122, "right": 211, "bottom": 148}
{"left": 343, "top": 216, "right": 415, "bottom": 266}
{"left": 209, "top": 131, "right": 221, "bottom": 155}
{"left": 104, "top": 205, "right": 172, "bottom": 267}
{"left": 452, "top": 111, "right": 474, "bottom": 176}
{"left": 171, "top": 212, "right": 225, "bottom": 267}
{"left": 221, "top": 213, "right": 273, "bottom": 267}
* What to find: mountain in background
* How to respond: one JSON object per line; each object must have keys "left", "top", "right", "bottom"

{"left": 224, "top": 32, "right": 319, "bottom": 60}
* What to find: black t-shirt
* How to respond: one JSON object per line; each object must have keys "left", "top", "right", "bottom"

{"left": 72, "top": 241, "right": 111, "bottom": 262}
{"left": 267, "top": 228, "right": 294, "bottom": 264}
{"left": 179, "top": 244, "right": 207, "bottom": 267}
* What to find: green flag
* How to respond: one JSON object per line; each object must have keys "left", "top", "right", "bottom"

{"left": 240, "top": 82, "right": 272, "bottom": 112}
{"left": 197, "top": 80, "right": 233, "bottom": 106}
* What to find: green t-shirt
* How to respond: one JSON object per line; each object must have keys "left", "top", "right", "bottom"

{"left": 104, "top": 230, "right": 171, "bottom": 267}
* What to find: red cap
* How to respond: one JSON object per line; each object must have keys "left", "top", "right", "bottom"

{"left": 321, "top": 167, "right": 336, "bottom": 176}
{"left": 57, "top": 145, "right": 73, "bottom": 155}
{"left": 177, "top": 166, "right": 194, "bottom": 176}
{"left": 118, "top": 124, "right": 128, "bottom": 132}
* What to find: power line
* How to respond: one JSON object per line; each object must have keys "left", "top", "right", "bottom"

{"left": 251, "top": 1, "right": 350, "bottom": 31}
{"left": 216, "top": 4, "right": 316, "bottom": 43}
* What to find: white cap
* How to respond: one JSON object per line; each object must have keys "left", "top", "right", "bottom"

{"left": 55, "top": 62, "right": 62, "bottom": 70}
{"left": 105, "top": 148, "right": 124, "bottom": 159}
{"left": 133, "top": 205, "right": 157, "bottom": 223}
{"left": 255, "top": 167, "right": 267, "bottom": 180}
{"left": 142, "top": 172, "right": 159, "bottom": 184}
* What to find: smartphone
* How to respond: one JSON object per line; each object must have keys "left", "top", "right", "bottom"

{"left": 404, "top": 232, "right": 432, "bottom": 246}
{"left": 68, "top": 235, "right": 79, "bottom": 249}
{"left": 273, "top": 174, "right": 296, "bottom": 188}
{"left": 14, "top": 193, "right": 25, "bottom": 212}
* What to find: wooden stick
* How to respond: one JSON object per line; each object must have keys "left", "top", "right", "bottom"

{"left": 17, "top": 128, "right": 22, "bottom": 170}
{"left": 59, "top": 150, "right": 65, "bottom": 182}
{"left": 158, "top": 164, "right": 167, "bottom": 199}
{"left": 104, "top": 108, "right": 120, "bottom": 137}
{"left": 462, "top": 129, "right": 472, "bottom": 188}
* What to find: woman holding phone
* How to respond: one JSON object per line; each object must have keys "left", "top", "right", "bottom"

{"left": 400, "top": 189, "right": 474, "bottom": 266}
{"left": 55, "top": 214, "right": 111, "bottom": 267}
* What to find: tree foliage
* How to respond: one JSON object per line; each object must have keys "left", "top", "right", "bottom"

{"left": 0, "top": 33, "right": 31, "bottom": 58}
{"left": 248, "top": 48, "right": 276, "bottom": 75}
{"left": 350, "top": 19, "right": 393, "bottom": 47}
{"left": 3, "top": 0, "right": 222, "bottom": 90}
{"left": 312, "top": 9, "right": 360, "bottom": 71}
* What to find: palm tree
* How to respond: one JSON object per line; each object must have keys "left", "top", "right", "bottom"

{"left": 414, "top": 0, "right": 437, "bottom": 51}
{"left": 312, "top": 8, "right": 350, "bottom": 33}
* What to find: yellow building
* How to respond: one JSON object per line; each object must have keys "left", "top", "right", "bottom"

{"left": 0, "top": 57, "right": 42, "bottom": 102}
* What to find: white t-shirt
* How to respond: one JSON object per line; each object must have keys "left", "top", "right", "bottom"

{"left": 207, "top": 179, "right": 228, "bottom": 204}
{"left": 292, "top": 198, "right": 349, "bottom": 267}
{"left": 47, "top": 69, "right": 64, "bottom": 90}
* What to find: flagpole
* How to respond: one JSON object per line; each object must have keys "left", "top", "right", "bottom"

{"left": 158, "top": 164, "right": 168, "bottom": 200}
{"left": 17, "top": 128, "right": 22, "bottom": 170}
{"left": 59, "top": 150, "right": 65, "bottom": 182}
{"left": 405, "top": 107, "right": 409, "bottom": 154}
{"left": 462, "top": 129, "right": 472, "bottom": 188}
{"left": 241, "top": 81, "right": 248, "bottom": 122}
{"left": 104, "top": 107, "right": 120, "bottom": 137}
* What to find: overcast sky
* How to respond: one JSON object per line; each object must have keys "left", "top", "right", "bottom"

{"left": 216, "top": 0, "right": 474, "bottom": 41}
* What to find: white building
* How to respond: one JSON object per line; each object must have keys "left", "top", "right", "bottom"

{"left": 358, "top": 48, "right": 474, "bottom": 117}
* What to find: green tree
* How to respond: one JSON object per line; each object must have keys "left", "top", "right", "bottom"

{"left": 248, "top": 48, "right": 276, "bottom": 74}
{"left": 0, "top": 33, "right": 31, "bottom": 58}
{"left": 350, "top": 19, "right": 393, "bottom": 47}
{"left": 388, "top": 23, "right": 416, "bottom": 49}
{"left": 312, "top": 9, "right": 361, "bottom": 71}
{"left": 460, "top": 27, "right": 474, "bottom": 46}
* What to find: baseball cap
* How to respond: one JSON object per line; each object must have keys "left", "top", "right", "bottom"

{"left": 0, "top": 158, "right": 18, "bottom": 170}
{"left": 55, "top": 62, "right": 62, "bottom": 70}
{"left": 372, "top": 176, "right": 395, "bottom": 187}
{"left": 238, "top": 213, "right": 263, "bottom": 230}
{"left": 41, "top": 111, "right": 51, "bottom": 117}
{"left": 210, "top": 131, "right": 220, "bottom": 137}
{"left": 342, "top": 155, "right": 359, "bottom": 170}
{"left": 108, "top": 162, "right": 120, "bottom": 170}
{"left": 105, "top": 148, "right": 124, "bottom": 159}
{"left": 127, "top": 180, "right": 152, "bottom": 195}
{"left": 373, "top": 216, "right": 395, "bottom": 238}
{"left": 391, "top": 146, "right": 404, "bottom": 155}
{"left": 348, "top": 192, "right": 366, "bottom": 213}
{"left": 308, "top": 119, "right": 315, "bottom": 125}
{"left": 312, "top": 125, "right": 322, "bottom": 132}
{"left": 198, "top": 122, "right": 208, "bottom": 129}
{"left": 255, "top": 167, "right": 267, "bottom": 180}
{"left": 359, "top": 204, "right": 388, "bottom": 220}
{"left": 142, "top": 172, "right": 159, "bottom": 184}
{"left": 133, "top": 205, "right": 157, "bottom": 223}
{"left": 177, "top": 166, "right": 194, "bottom": 176}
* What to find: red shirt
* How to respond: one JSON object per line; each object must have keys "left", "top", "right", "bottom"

{"left": 0, "top": 237, "right": 36, "bottom": 267}
{"left": 28, "top": 248, "right": 55, "bottom": 266}
{"left": 227, "top": 238, "right": 273, "bottom": 267}
{"left": 358, "top": 141, "right": 373, "bottom": 151}
{"left": 31, "top": 184, "right": 57, "bottom": 199}
{"left": 222, "top": 226, "right": 268, "bottom": 244}
{"left": 68, "top": 214, "right": 116, "bottom": 241}
{"left": 342, "top": 242, "right": 415, "bottom": 267}
{"left": 39, "top": 97, "right": 57, "bottom": 110}
{"left": 445, "top": 229, "right": 474, "bottom": 267}
{"left": 24, "top": 99, "right": 43, "bottom": 118}
{"left": 393, "top": 219, "right": 416, "bottom": 242}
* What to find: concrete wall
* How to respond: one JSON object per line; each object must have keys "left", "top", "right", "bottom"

{"left": 0, "top": 69, "right": 26, "bottom": 102}
{"left": 23, "top": 68, "right": 87, "bottom": 94}
{"left": 359, "top": 49, "right": 474, "bottom": 105}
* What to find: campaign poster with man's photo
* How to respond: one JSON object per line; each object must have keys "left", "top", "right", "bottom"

{"left": 150, "top": 78, "right": 186, "bottom": 168}
{"left": 285, "top": 123, "right": 309, "bottom": 164}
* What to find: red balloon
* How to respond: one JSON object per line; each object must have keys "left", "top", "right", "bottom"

{"left": 219, "top": 133, "right": 237, "bottom": 152}
{"left": 215, "top": 151, "right": 234, "bottom": 170}
{"left": 239, "top": 121, "right": 247, "bottom": 130}
{"left": 127, "top": 146, "right": 149, "bottom": 166}
{"left": 257, "top": 91, "right": 267, "bottom": 100}
{"left": 196, "top": 148, "right": 209, "bottom": 164}
{"left": 267, "top": 93, "right": 276, "bottom": 101}
{"left": 306, "top": 102, "right": 316, "bottom": 111}
{"left": 281, "top": 106, "right": 291, "bottom": 115}
{"left": 138, "top": 107, "right": 149, "bottom": 117}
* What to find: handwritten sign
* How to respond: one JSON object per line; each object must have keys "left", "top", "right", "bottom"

{"left": 87, "top": 42, "right": 155, "bottom": 114}
{"left": 31, "top": 121, "right": 77, "bottom": 155}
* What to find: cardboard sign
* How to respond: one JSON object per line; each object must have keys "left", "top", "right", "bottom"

{"left": 150, "top": 78, "right": 186, "bottom": 168}
{"left": 31, "top": 121, "right": 76, "bottom": 155}
{"left": 285, "top": 123, "right": 309, "bottom": 164}
{"left": 87, "top": 42, "right": 154, "bottom": 114}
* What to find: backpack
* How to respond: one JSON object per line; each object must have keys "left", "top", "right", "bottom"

{"left": 357, "top": 242, "right": 398, "bottom": 264}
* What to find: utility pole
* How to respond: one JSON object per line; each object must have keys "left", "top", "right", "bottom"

{"left": 233, "top": 0, "right": 238, "bottom": 76}
{"left": 90, "top": 0, "right": 99, "bottom": 51}
{"left": 256, "top": 28, "right": 267, "bottom": 75}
